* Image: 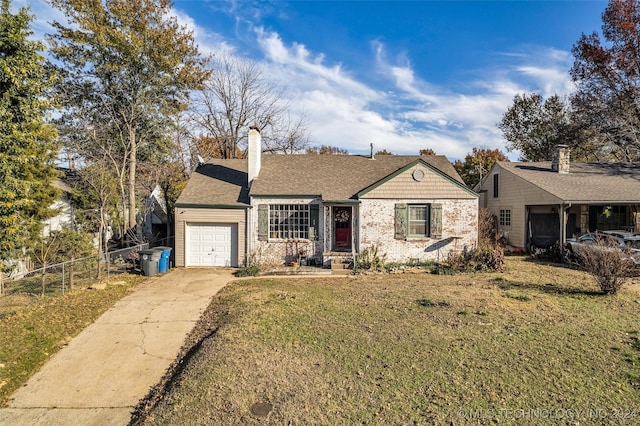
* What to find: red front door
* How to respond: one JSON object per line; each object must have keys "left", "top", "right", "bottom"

{"left": 333, "top": 207, "right": 352, "bottom": 250}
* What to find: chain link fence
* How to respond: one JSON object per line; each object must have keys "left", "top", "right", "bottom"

{"left": 0, "top": 238, "right": 174, "bottom": 298}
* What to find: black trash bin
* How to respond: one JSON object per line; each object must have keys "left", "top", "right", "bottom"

{"left": 139, "top": 249, "right": 160, "bottom": 277}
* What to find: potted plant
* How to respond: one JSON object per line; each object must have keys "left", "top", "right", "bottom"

{"left": 298, "top": 247, "right": 308, "bottom": 266}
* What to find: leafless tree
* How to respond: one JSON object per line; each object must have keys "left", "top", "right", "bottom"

{"left": 264, "top": 111, "right": 312, "bottom": 154}
{"left": 190, "top": 54, "right": 311, "bottom": 159}
{"left": 306, "top": 145, "right": 349, "bottom": 154}
{"left": 572, "top": 240, "right": 635, "bottom": 295}
{"left": 570, "top": 0, "right": 640, "bottom": 162}
{"left": 477, "top": 208, "right": 498, "bottom": 249}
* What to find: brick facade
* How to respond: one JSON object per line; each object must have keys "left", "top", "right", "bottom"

{"left": 249, "top": 197, "right": 478, "bottom": 266}
{"left": 359, "top": 198, "right": 478, "bottom": 262}
{"left": 249, "top": 197, "right": 324, "bottom": 267}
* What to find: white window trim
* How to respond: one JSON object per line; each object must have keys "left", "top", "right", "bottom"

{"left": 408, "top": 204, "right": 431, "bottom": 239}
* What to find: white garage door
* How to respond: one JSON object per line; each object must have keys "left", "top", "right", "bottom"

{"left": 187, "top": 223, "right": 237, "bottom": 267}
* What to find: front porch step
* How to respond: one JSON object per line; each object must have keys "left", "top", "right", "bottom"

{"left": 329, "top": 255, "right": 353, "bottom": 270}
{"left": 330, "top": 261, "right": 350, "bottom": 270}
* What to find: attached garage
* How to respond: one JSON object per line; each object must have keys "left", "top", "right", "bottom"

{"left": 175, "top": 208, "right": 247, "bottom": 268}
{"left": 186, "top": 223, "right": 238, "bottom": 267}
{"left": 174, "top": 160, "right": 250, "bottom": 268}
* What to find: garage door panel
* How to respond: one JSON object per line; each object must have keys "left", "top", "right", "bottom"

{"left": 187, "top": 223, "right": 237, "bottom": 267}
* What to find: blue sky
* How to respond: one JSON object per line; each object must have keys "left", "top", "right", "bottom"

{"left": 23, "top": 0, "right": 608, "bottom": 161}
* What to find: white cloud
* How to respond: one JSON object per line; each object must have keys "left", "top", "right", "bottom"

{"left": 172, "top": 9, "right": 234, "bottom": 57}
{"left": 501, "top": 46, "right": 576, "bottom": 96}
{"left": 21, "top": 1, "right": 576, "bottom": 162}
{"left": 260, "top": 33, "right": 568, "bottom": 160}
{"left": 514, "top": 66, "right": 575, "bottom": 96}
{"left": 14, "top": 0, "right": 65, "bottom": 41}
{"left": 364, "top": 43, "right": 575, "bottom": 159}
{"left": 256, "top": 28, "right": 380, "bottom": 101}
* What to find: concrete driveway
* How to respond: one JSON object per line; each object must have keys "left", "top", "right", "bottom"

{"left": 0, "top": 268, "right": 234, "bottom": 426}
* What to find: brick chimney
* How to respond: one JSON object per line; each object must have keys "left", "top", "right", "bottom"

{"left": 551, "top": 144, "right": 570, "bottom": 174}
{"left": 248, "top": 126, "right": 261, "bottom": 186}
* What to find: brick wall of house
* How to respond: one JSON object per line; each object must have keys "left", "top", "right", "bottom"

{"left": 249, "top": 196, "right": 478, "bottom": 266}
{"left": 249, "top": 197, "right": 323, "bottom": 267}
{"left": 359, "top": 198, "right": 478, "bottom": 263}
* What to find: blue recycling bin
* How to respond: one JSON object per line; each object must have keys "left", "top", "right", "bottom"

{"left": 155, "top": 246, "right": 172, "bottom": 273}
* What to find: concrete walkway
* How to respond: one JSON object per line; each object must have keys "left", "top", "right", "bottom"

{"left": 0, "top": 268, "right": 234, "bottom": 426}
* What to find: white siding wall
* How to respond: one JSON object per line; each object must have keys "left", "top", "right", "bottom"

{"left": 484, "top": 167, "right": 562, "bottom": 249}
{"left": 174, "top": 207, "right": 246, "bottom": 267}
{"left": 42, "top": 197, "right": 74, "bottom": 237}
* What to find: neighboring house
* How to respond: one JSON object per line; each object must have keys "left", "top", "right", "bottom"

{"left": 174, "top": 128, "right": 478, "bottom": 268}
{"left": 43, "top": 179, "right": 75, "bottom": 237}
{"left": 3, "top": 174, "right": 77, "bottom": 278}
{"left": 478, "top": 145, "right": 640, "bottom": 251}
{"left": 143, "top": 184, "right": 168, "bottom": 241}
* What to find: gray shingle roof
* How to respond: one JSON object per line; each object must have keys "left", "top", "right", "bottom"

{"left": 176, "top": 160, "right": 249, "bottom": 206}
{"left": 177, "top": 154, "right": 464, "bottom": 206}
{"left": 251, "top": 154, "right": 463, "bottom": 200}
{"left": 498, "top": 161, "right": 640, "bottom": 203}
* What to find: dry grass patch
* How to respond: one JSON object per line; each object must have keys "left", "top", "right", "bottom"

{"left": 134, "top": 257, "right": 640, "bottom": 425}
{"left": 0, "top": 274, "right": 145, "bottom": 405}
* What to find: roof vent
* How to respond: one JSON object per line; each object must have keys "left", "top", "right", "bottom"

{"left": 370, "top": 143, "right": 375, "bottom": 160}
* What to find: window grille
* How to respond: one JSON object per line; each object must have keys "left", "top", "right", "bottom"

{"left": 269, "top": 204, "right": 310, "bottom": 239}
{"left": 499, "top": 209, "right": 511, "bottom": 226}
{"left": 409, "top": 205, "right": 430, "bottom": 237}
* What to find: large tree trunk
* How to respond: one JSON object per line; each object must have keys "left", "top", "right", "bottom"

{"left": 118, "top": 179, "right": 128, "bottom": 242}
{"left": 128, "top": 129, "right": 137, "bottom": 231}
{"left": 40, "top": 261, "right": 47, "bottom": 297}
{"left": 96, "top": 207, "right": 105, "bottom": 279}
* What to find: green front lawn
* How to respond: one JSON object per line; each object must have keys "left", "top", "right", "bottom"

{"left": 135, "top": 257, "right": 640, "bottom": 424}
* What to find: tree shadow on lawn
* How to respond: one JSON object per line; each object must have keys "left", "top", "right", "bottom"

{"left": 496, "top": 257, "right": 603, "bottom": 296}
{"left": 494, "top": 278, "right": 603, "bottom": 297}
{"left": 517, "top": 256, "right": 640, "bottom": 296}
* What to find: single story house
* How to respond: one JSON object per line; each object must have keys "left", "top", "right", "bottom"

{"left": 174, "top": 128, "right": 478, "bottom": 268}
{"left": 478, "top": 145, "right": 640, "bottom": 251}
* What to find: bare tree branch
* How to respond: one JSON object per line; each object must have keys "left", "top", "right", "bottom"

{"left": 190, "top": 54, "right": 311, "bottom": 159}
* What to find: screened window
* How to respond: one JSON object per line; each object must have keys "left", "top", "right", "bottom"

{"left": 409, "top": 205, "right": 430, "bottom": 237}
{"left": 269, "top": 204, "right": 310, "bottom": 239}
{"left": 594, "top": 205, "right": 631, "bottom": 230}
{"left": 499, "top": 209, "right": 511, "bottom": 227}
{"left": 493, "top": 174, "right": 499, "bottom": 198}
